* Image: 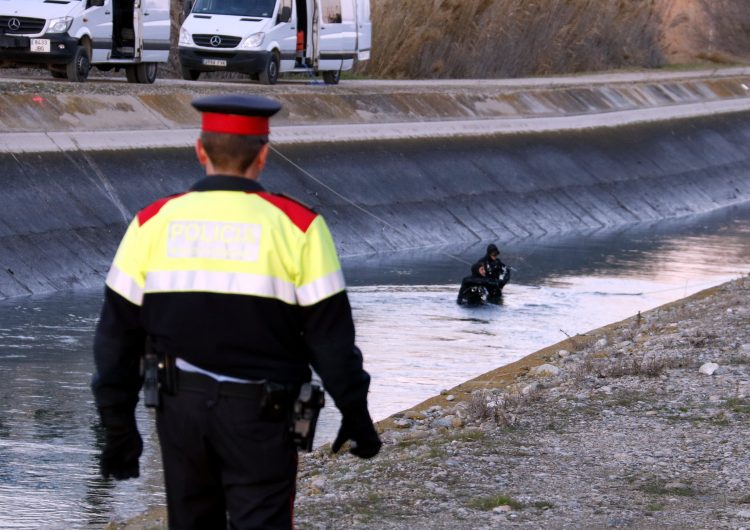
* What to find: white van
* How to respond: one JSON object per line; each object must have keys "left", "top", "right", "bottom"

{"left": 0, "top": 0, "right": 170, "bottom": 83}
{"left": 178, "top": 0, "right": 371, "bottom": 84}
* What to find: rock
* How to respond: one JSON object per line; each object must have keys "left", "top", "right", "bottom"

{"left": 403, "top": 430, "right": 431, "bottom": 441}
{"left": 434, "top": 416, "right": 457, "bottom": 429}
{"left": 310, "top": 476, "right": 327, "bottom": 494}
{"left": 446, "top": 394, "right": 456, "bottom": 401}
{"left": 493, "top": 505, "right": 512, "bottom": 513}
{"left": 737, "top": 510, "right": 750, "bottom": 518}
{"left": 522, "top": 382, "right": 540, "bottom": 395}
{"left": 595, "top": 337, "right": 608, "bottom": 348}
{"left": 529, "top": 364, "right": 561, "bottom": 377}
{"left": 393, "top": 419, "right": 412, "bottom": 429}
{"left": 404, "top": 410, "right": 425, "bottom": 420}
{"left": 557, "top": 349, "right": 571, "bottom": 358}
{"left": 699, "top": 362, "right": 719, "bottom": 375}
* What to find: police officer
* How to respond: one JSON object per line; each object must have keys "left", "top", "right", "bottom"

{"left": 91, "top": 94, "right": 381, "bottom": 529}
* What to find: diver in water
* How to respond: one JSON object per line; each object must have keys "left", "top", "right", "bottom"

{"left": 458, "top": 244, "right": 511, "bottom": 305}
{"left": 473, "top": 244, "right": 507, "bottom": 282}
{"left": 474, "top": 243, "right": 510, "bottom": 291}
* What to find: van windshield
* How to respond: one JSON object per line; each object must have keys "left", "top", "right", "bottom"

{"left": 191, "top": 0, "right": 277, "bottom": 17}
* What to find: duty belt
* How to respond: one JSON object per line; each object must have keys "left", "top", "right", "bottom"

{"left": 177, "top": 370, "right": 266, "bottom": 399}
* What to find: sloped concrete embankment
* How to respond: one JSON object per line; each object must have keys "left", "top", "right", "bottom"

{"left": 0, "top": 110, "right": 749, "bottom": 299}
{"left": 1, "top": 72, "right": 750, "bottom": 145}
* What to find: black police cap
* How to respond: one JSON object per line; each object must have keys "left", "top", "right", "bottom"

{"left": 192, "top": 94, "right": 282, "bottom": 117}
{"left": 192, "top": 94, "right": 282, "bottom": 135}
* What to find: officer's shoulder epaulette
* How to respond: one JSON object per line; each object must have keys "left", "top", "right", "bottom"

{"left": 137, "top": 192, "right": 187, "bottom": 226}
{"left": 257, "top": 192, "right": 318, "bottom": 233}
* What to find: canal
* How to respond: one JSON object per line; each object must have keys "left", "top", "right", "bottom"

{"left": 0, "top": 203, "right": 748, "bottom": 528}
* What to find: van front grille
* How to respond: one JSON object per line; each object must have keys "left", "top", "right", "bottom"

{"left": 192, "top": 34, "right": 242, "bottom": 48}
{"left": 0, "top": 16, "right": 46, "bottom": 35}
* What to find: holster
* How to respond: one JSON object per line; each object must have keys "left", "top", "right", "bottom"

{"left": 259, "top": 381, "right": 325, "bottom": 451}
{"left": 291, "top": 382, "right": 325, "bottom": 452}
{"left": 142, "top": 339, "right": 176, "bottom": 409}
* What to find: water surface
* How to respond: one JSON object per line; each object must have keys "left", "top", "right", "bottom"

{"left": 0, "top": 204, "right": 748, "bottom": 528}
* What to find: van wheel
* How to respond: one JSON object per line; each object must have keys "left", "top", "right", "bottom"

{"left": 323, "top": 70, "right": 340, "bottom": 85}
{"left": 259, "top": 53, "right": 279, "bottom": 85}
{"left": 66, "top": 46, "right": 90, "bottom": 82}
{"left": 137, "top": 63, "right": 158, "bottom": 83}
{"left": 126, "top": 63, "right": 158, "bottom": 84}
{"left": 181, "top": 66, "right": 200, "bottom": 81}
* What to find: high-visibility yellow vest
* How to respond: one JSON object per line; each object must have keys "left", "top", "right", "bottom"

{"left": 94, "top": 175, "right": 369, "bottom": 403}
{"left": 106, "top": 177, "right": 345, "bottom": 308}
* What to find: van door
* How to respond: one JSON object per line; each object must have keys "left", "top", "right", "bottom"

{"left": 310, "top": 0, "right": 319, "bottom": 69}
{"left": 111, "top": 0, "right": 137, "bottom": 59}
{"left": 85, "top": 0, "right": 114, "bottom": 63}
{"left": 132, "top": 0, "right": 142, "bottom": 59}
{"left": 141, "top": 0, "right": 169, "bottom": 62}
{"left": 355, "top": 0, "right": 370, "bottom": 61}
{"left": 317, "top": 0, "right": 344, "bottom": 72}
{"left": 337, "top": 0, "right": 355, "bottom": 69}
{"left": 274, "top": 0, "right": 296, "bottom": 71}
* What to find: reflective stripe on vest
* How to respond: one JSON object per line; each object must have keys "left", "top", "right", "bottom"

{"left": 144, "top": 269, "right": 297, "bottom": 304}
{"left": 106, "top": 263, "right": 145, "bottom": 307}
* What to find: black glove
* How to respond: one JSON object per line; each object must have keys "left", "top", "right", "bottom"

{"left": 331, "top": 406, "right": 382, "bottom": 459}
{"left": 98, "top": 406, "right": 143, "bottom": 480}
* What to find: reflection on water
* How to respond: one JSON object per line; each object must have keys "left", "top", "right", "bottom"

{"left": 0, "top": 204, "right": 748, "bottom": 528}
{"left": 0, "top": 295, "right": 165, "bottom": 528}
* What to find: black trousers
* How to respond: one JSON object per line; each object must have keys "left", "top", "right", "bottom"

{"left": 156, "top": 382, "right": 297, "bottom": 529}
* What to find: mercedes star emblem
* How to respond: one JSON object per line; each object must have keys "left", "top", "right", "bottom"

{"left": 8, "top": 18, "right": 21, "bottom": 31}
{"left": 209, "top": 35, "right": 222, "bottom": 47}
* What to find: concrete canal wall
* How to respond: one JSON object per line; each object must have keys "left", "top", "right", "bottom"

{"left": 0, "top": 69, "right": 749, "bottom": 298}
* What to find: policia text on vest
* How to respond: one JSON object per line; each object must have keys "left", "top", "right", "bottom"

{"left": 91, "top": 94, "right": 381, "bottom": 529}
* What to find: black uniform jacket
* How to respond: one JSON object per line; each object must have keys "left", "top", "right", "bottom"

{"left": 92, "top": 176, "right": 371, "bottom": 415}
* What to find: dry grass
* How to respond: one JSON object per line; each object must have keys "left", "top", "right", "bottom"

{"left": 366, "top": 0, "right": 666, "bottom": 79}
{"left": 466, "top": 387, "right": 543, "bottom": 427}
{"left": 162, "top": 0, "right": 749, "bottom": 81}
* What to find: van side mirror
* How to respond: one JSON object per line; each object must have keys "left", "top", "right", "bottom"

{"left": 278, "top": 6, "right": 291, "bottom": 23}
{"left": 88, "top": 0, "right": 105, "bottom": 7}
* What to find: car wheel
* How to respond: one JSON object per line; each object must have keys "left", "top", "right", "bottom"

{"left": 323, "top": 70, "right": 340, "bottom": 85}
{"left": 125, "top": 65, "right": 138, "bottom": 83}
{"left": 136, "top": 62, "right": 158, "bottom": 83}
{"left": 259, "top": 53, "right": 279, "bottom": 85}
{"left": 66, "top": 46, "right": 90, "bottom": 82}
{"left": 125, "top": 63, "right": 158, "bottom": 84}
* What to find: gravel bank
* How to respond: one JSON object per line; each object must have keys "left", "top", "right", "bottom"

{"left": 292, "top": 275, "right": 750, "bottom": 529}
{"left": 120, "top": 275, "right": 750, "bottom": 529}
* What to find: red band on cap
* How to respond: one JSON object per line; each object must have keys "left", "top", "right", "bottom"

{"left": 202, "top": 112, "right": 269, "bottom": 135}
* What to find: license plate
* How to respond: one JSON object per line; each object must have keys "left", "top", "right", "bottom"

{"left": 30, "top": 39, "right": 50, "bottom": 53}
{"left": 202, "top": 58, "right": 227, "bottom": 67}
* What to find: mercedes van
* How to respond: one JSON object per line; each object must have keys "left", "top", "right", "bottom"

{"left": 0, "top": 0, "right": 170, "bottom": 83}
{"left": 178, "top": 0, "right": 371, "bottom": 84}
